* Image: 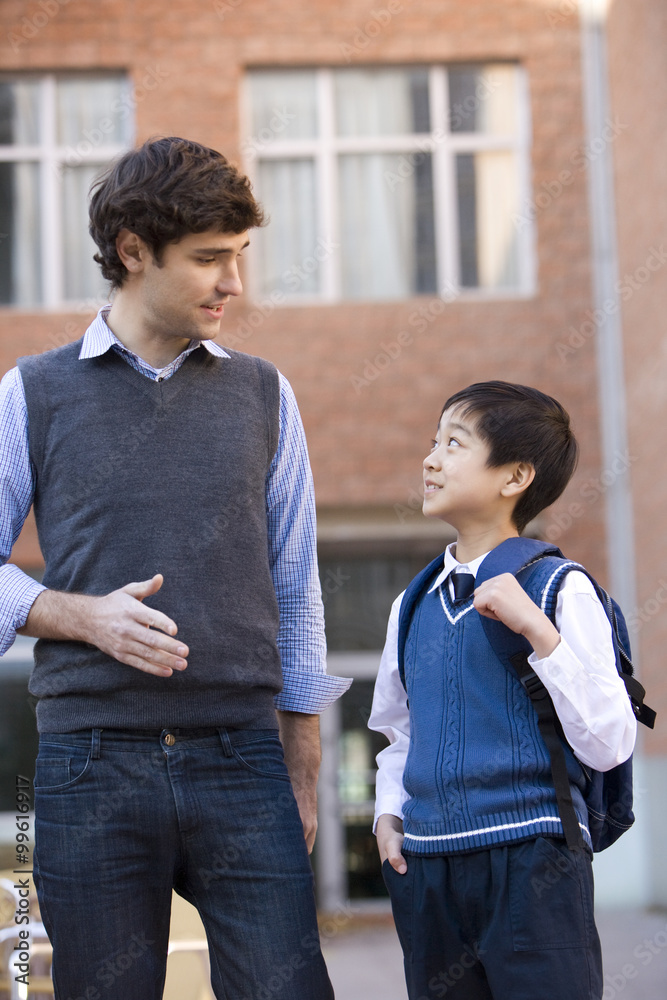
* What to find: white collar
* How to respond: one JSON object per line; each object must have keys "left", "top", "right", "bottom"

{"left": 426, "top": 542, "right": 491, "bottom": 594}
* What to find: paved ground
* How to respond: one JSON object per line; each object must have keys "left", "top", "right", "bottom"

{"left": 322, "top": 907, "right": 667, "bottom": 999}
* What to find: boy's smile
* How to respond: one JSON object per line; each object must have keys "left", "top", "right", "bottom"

{"left": 422, "top": 407, "right": 528, "bottom": 539}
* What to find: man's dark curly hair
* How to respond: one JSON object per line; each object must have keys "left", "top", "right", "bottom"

{"left": 89, "top": 136, "right": 265, "bottom": 288}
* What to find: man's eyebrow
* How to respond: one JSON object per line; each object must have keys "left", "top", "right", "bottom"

{"left": 194, "top": 240, "right": 250, "bottom": 254}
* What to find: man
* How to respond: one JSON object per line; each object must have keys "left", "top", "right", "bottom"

{"left": 0, "top": 136, "right": 350, "bottom": 999}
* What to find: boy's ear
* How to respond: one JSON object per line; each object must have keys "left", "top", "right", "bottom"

{"left": 500, "top": 462, "right": 535, "bottom": 498}
{"left": 115, "top": 229, "right": 149, "bottom": 275}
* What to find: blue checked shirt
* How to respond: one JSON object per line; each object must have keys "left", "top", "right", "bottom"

{"left": 0, "top": 307, "right": 351, "bottom": 713}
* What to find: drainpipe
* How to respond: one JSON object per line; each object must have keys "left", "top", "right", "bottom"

{"left": 578, "top": 0, "right": 636, "bottom": 619}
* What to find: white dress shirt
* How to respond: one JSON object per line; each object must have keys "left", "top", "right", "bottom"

{"left": 369, "top": 543, "right": 638, "bottom": 829}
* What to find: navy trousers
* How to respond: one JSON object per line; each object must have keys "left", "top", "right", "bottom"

{"left": 383, "top": 837, "right": 603, "bottom": 1000}
{"left": 34, "top": 728, "right": 334, "bottom": 1000}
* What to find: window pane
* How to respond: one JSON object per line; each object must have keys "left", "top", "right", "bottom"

{"left": 335, "top": 68, "right": 429, "bottom": 137}
{"left": 56, "top": 76, "right": 132, "bottom": 147}
{"left": 339, "top": 153, "right": 436, "bottom": 300}
{"left": 0, "top": 80, "right": 40, "bottom": 145}
{"left": 456, "top": 151, "right": 520, "bottom": 289}
{"left": 0, "top": 162, "right": 41, "bottom": 306}
{"left": 247, "top": 71, "right": 317, "bottom": 146}
{"left": 449, "top": 63, "right": 517, "bottom": 135}
{"left": 62, "top": 164, "right": 109, "bottom": 302}
{"left": 254, "top": 159, "right": 318, "bottom": 296}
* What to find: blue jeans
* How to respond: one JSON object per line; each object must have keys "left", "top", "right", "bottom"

{"left": 34, "top": 728, "right": 334, "bottom": 1000}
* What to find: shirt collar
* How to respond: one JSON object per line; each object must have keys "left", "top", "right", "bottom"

{"left": 78, "top": 305, "right": 231, "bottom": 364}
{"left": 426, "top": 542, "right": 491, "bottom": 594}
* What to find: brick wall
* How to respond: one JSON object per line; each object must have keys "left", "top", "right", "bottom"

{"left": 0, "top": 0, "right": 605, "bottom": 583}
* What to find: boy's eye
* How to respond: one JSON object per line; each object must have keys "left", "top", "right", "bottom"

{"left": 430, "top": 439, "right": 439, "bottom": 451}
{"left": 448, "top": 437, "right": 460, "bottom": 447}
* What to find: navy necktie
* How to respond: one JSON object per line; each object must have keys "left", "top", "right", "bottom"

{"left": 452, "top": 572, "right": 475, "bottom": 603}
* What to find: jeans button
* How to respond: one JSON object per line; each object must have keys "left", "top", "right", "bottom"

{"left": 164, "top": 733, "right": 176, "bottom": 746}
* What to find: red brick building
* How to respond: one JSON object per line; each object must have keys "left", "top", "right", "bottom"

{"left": 0, "top": 0, "right": 665, "bottom": 910}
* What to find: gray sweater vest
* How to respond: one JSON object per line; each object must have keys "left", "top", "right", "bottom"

{"left": 18, "top": 341, "right": 282, "bottom": 733}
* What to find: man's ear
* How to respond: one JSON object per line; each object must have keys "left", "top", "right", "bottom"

{"left": 501, "top": 462, "right": 536, "bottom": 498}
{"left": 115, "top": 229, "right": 149, "bottom": 275}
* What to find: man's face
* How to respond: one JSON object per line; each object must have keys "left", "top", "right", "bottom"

{"left": 138, "top": 229, "right": 249, "bottom": 343}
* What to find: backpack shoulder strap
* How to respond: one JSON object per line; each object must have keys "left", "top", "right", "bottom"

{"left": 476, "top": 539, "right": 586, "bottom": 849}
{"left": 396, "top": 551, "right": 446, "bottom": 690}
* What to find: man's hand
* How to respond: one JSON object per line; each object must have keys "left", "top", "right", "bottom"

{"left": 277, "top": 711, "right": 321, "bottom": 853}
{"left": 18, "top": 574, "right": 188, "bottom": 677}
{"left": 473, "top": 572, "right": 560, "bottom": 659}
{"left": 376, "top": 813, "right": 407, "bottom": 874}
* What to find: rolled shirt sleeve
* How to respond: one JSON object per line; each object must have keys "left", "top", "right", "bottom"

{"left": 268, "top": 374, "right": 351, "bottom": 712}
{"left": 0, "top": 367, "right": 45, "bottom": 655}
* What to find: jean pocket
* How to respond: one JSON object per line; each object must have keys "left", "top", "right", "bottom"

{"left": 34, "top": 751, "right": 92, "bottom": 790}
{"left": 231, "top": 735, "right": 292, "bottom": 780}
{"left": 509, "top": 837, "right": 595, "bottom": 951}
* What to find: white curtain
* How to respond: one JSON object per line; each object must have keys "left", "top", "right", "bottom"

{"left": 57, "top": 77, "right": 129, "bottom": 146}
{"left": 339, "top": 153, "right": 416, "bottom": 301}
{"left": 477, "top": 64, "right": 517, "bottom": 136}
{"left": 13, "top": 163, "right": 41, "bottom": 306}
{"left": 248, "top": 71, "right": 317, "bottom": 143}
{"left": 13, "top": 81, "right": 40, "bottom": 144}
{"left": 335, "top": 69, "right": 415, "bottom": 137}
{"left": 256, "top": 159, "right": 317, "bottom": 296}
{"left": 475, "top": 151, "right": 520, "bottom": 288}
{"left": 62, "top": 164, "right": 109, "bottom": 302}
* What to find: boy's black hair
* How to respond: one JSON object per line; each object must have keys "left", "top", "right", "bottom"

{"left": 442, "top": 381, "right": 578, "bottom": 533}
{"left": 89, "top": 136, "right": 266, "bottom": 289}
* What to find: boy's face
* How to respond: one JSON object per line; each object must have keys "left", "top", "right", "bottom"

{"left": 422, "top": 407, "right": 521, "bottom": 530}
{"left": 133, "top": 229, "right": 249, "bottom": 344}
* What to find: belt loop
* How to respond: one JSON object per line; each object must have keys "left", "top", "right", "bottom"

{"left": 91, "top": 729, "right": 102, "bottom": 760}
{"left": 217, "top": 728, "right": 233, "bottom": 757}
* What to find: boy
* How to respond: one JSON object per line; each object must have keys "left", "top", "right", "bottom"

{"left": 369, "top": 381, "right": 636, "bottom": 1000}
{"left": 0, "top": 137, "right": 349, "bottom": 999}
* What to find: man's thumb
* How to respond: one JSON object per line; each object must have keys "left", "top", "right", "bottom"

{"left": 123, "top": 573, "right": 164, "bottom": 601}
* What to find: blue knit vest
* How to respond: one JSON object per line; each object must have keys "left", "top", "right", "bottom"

{"left": 401, "top": 565, "right": 589, "bottom": 855}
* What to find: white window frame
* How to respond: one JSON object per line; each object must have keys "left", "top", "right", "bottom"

{"left": 0, "top": 72, "right": 133, "bottom": 310}
{"left": 242, "top": 64, "right": 536, "bottom": 306}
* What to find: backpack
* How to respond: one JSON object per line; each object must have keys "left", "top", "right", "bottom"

{"left": 396, "top": 536, "right": 656, "bottom": 853}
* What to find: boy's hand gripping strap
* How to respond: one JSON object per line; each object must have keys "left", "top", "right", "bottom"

{"left": 476, "top": 538, "right": 585, "bottom": 851}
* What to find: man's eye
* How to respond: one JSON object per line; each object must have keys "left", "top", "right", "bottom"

{"left": 199, "top": 258, "right": 216, "bottom": 264}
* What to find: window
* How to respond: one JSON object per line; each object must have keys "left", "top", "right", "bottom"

{"left": 244, "top": 64, "right": 534, "bottom": 304}
{"left": 0, "top": 74, "right": 133, "bottom": 308}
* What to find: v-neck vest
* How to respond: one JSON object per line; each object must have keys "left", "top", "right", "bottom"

{"left": 400, "top": 579, "right": 588, "bottom": 854}
{"left": 18, "top": 341, "right": 281, "bottom": 733}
